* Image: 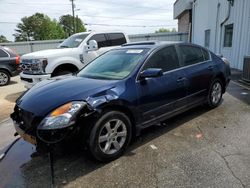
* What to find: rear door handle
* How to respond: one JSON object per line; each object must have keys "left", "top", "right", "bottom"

{"left": 208, "top": 65, "right": 214, "bottom": 70}
{"left": 177, "top": 77, "right": 186, "bottom": 82}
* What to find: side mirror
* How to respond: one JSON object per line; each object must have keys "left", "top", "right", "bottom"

{"left": 84, "top": 40, "right": 98, "bottom": 52}
{"left": 139, "top": 68, "right": 163, "bottom": 79}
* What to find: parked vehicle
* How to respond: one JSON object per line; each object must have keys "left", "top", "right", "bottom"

{"left": 19, "top": 31, "right": 129, "bottom": 88}
{"left": 11, "top": 41, "right": 231, "bottom": 162}
{"left": 0, "top": 46, "right": 20, "bottom": 86}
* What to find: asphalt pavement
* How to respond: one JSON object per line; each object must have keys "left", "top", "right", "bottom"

{"left": 0, "top": 75, "right": 249, "bottom": 188}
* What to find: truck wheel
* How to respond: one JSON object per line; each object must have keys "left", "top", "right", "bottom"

{"left": 88, "top": 111, "right": 132, "bottom": 162}
{"left": 0, "top": 70, "right": 10, "bottom": 86}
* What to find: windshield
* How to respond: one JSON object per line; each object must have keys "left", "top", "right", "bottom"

{"left": 58, "top": 33, "right": 89, "bottom": 48}
{"left": 78, "top": 49, "right": 148, "bottom": 80}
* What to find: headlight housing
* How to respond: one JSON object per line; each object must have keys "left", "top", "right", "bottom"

{"left": 38, "top": 101, "right": 86, "bottom": 130}
{"left": 20, "top": 58, "right": 48, "bottom": 74}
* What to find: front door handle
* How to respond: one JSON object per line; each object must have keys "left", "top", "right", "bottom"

{"left": 177, "top": 77, "right": 186, "bottom": 82}
{"left": 208, "top": 65, "right": 214, "bottom": 70}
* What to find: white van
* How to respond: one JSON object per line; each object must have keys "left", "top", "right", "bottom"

{"left": 20, "top": 31, "right": 129, "bottom": 88}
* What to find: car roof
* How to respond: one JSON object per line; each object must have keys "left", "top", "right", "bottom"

{"left": 116, "top": 41, "right": 208, "bottom": 52}
{"left": 112, "top": 41, "right": 183, "bottom": 51}
{"left": 72, "top": 31, "right": 125, "bottom": 36}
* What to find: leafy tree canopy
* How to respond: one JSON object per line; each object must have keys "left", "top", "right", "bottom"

{"left": 0, "top": 35, "right": 9, "bottom": 43}
{"left": 155, "top": 28, "right": 177, "bottom": 33}
{"left": 59, "top": 14, "right": 86, "bottom": 37}
{"left": 14, "top": 13, "right": 65, "bottom": 42}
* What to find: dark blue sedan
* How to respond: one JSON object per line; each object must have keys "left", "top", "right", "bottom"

{"left": 11, "top": 41, "right": 231, "bottom": 161}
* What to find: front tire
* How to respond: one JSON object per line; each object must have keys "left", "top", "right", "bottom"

{"left": 88, "top": 111, "right": 132, "bottom": 162}
{"left": 0, "top": 70, "right": 10, "bottom": 86}
{"left": 207, "top": 79, "right": 223, "bottom": 108}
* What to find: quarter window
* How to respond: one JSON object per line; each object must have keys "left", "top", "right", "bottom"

{"left": 88, "top": 34, "right": 108, "bottom": 48}
{"left": 0, "top": 49, "right": 8, "bottom": 57}
{"left": 202, "top": 48, "right": 210, "bottom": 61}
{"left": 178, "top": 45, "right": 204, "bottom": 66}
{"left": 224, "top": 24, "right": 233, "bottom": 47}
{"left": 108, "top": 33, "right": 126, "bottom": 46}
{"left": 143, "top": 46, "right": 179, "bottom": 72}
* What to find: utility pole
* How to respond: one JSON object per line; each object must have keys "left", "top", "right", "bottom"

{"left": 70, "top": 0, "right": 75, "bottom": 33}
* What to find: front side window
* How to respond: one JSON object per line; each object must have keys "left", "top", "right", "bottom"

{"left": 224, "top": 24, "right": 233, "bottom": 47}
{"left": 108, "top": 33, "right": 126, "bottom": 46}
{"left": 78, "top": 49, "right": 148, "bottom": 80}
{"left": 143, "top": 46, "right": 179, "bottom": 72}
{"left": 59, "top": 33, "right": 89, "bottom": 48}
{"left": 88, "top": 34, "right": 108, "bottom": 48}
{"left": 178, "top": 45, "right": 204, "bottom": 66}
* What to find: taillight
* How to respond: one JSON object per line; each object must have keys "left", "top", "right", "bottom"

{"left": 16, "top": 56, "right": 20, "bottom": 65}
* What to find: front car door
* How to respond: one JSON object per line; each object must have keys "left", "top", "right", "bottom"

{"left": 136, "top": 45, "right": 188, "bottom": 126}
{"left": 176, "top": 44, "right": 215, "bottom": 105}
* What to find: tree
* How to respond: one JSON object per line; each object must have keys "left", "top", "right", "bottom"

{"left": 155, "top": 28, "right": 177, "bottom": 33}
{"left": 13, "top": 13, "right": 65, "bottom": 42}
{"left": 0, "top": 35, "right": 9, "bottom": 43}
{"left": 59, "top": 14, "right": 86, "bottom": 37}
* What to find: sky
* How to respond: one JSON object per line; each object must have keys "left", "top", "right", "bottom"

{"left": 0, "top": 0, "right": 177, "bottom": 41}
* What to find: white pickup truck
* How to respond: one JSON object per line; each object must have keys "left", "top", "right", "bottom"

{"left": 20, "top": 31, "right": 129, "bottom": 88}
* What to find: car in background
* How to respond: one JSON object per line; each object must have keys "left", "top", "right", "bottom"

{"left": 0, "top": 46, "right": 20, "bottom": 86}
{"left": 11, "top": 41, "right": 231, "bottom": 162}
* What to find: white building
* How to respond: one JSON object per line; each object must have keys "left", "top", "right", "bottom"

{"left": 174, "top": 0, "right": 250, "bottom": 70}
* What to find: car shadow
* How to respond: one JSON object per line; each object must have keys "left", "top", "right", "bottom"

{"left": 5, "top": 91, "right": 24, "bottom": 103}
{"left": 7, "top": 80, "right": 18, "bottom": 86}
{"left": 21, "top": 105, "right": 211, "bottom": 187}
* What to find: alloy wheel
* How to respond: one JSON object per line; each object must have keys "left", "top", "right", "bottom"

{"left": 211, "top": 82, "right": 222, "bottom": 105}
{"left": 0, "top": 72, "right": 9, "bottom": 85}
{"left": 98, "top": 119, "right": 127, "bottom": 155}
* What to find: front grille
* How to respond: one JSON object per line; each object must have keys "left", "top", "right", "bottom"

{"left": 20, "top": 59, "right": 34, "bottom": 74}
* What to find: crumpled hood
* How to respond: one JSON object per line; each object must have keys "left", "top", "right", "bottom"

{"left": 21, "top": 48, "right": 76, "bottom": 59}
{"left": 17, "top": 75, "right": 118, "bottom": 116}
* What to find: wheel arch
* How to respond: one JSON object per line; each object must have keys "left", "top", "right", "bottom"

{"left": 0, "top": 68, "right": 11, "bottom": 76}
{"left": 51, "top": 63, "right": 79, "bottom": 77}
{"left": 214, "top": 73, "right": 226, "bottom": 93}
{"left": 100, "top": 104, "right": 137, "bottom": 138}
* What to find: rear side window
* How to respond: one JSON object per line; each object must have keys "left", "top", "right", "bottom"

{"left": 0, "top": 49, "right": 9, "bottom": 57}
{"left": 108, "top": 33, "right": 126, "bottom": 46}
{"left": 88, "top": 34, "right": 108, "bottom": 48}
{"left": 202, "top": 48, "right": 210, "bottom": 61}
{"left": 178, "top": 45, "right": 204, "bottom": 66}
{"left": 143, "top": 46, "right": 180, "bottom": 72}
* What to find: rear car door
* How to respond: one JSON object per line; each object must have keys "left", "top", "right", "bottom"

{"left": 176, "top": 44, "right": 215, "bottom": 105}
{"left": 136, "top": 45, "right": 188, "bottom": 125}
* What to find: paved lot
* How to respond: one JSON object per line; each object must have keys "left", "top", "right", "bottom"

{"left": 0, "top": 78, "right": 249, "bottom": 188}
{"left": 0, "top": 76, "right": 25, "bottom": 122}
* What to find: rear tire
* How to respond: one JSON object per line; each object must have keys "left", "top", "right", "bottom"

{"left": 88, "top": 111, "right": 132, "bottom": 162}
{"left": 0, "top": 70, "right": 10, "bottom": 86}
{"left": 207, "top": 79, "right": 223, "bottom": 108}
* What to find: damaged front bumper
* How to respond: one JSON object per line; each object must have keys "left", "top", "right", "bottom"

{"left": 11, "top": 102, "right": 98, "bottom": 145}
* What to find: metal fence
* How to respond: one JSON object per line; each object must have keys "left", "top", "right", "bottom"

{"left": 0, "top": 32, "right": 188, "bottom": 55}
